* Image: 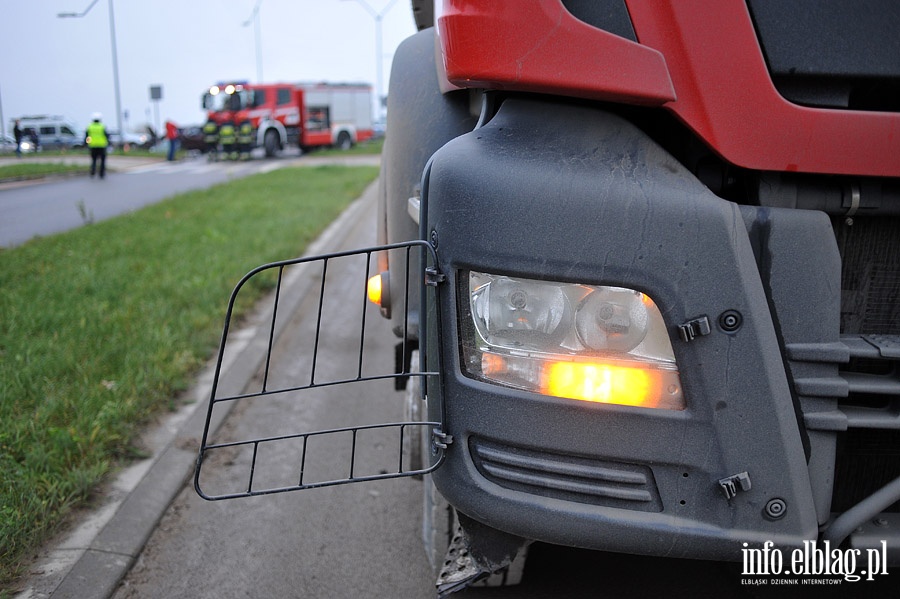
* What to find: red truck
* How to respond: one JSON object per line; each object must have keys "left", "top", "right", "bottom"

{"left": 197, "top": 0, "right": 900, "bottom": 595}
{"left": 201, "top": 81, "right": 375, "bottom": 156}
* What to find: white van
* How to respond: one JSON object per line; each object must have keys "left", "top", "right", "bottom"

{"left": 15, "top": 116, "right": 82, "bottom": 150}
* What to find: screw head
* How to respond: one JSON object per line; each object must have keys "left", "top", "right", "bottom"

{"left": 764, "top": 498, "right": 787, "bottom": 520}
{"left": 719, "top": 310, "right": 742, "bottom": 332}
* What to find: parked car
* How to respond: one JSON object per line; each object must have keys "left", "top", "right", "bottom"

{"left": 178, "top": 126, "right": 206, "bottom": 153}
{"left": 372, "top": 119, "right": 386, "bottom": 138}
{"left": 0, "top": 133, "right": 36, "bottom": 154}
{"left": 107, "top": 130, "right": 153, "bottom": 150}
{"left": 0, "top": 134, "right": 17, "bottom": 153}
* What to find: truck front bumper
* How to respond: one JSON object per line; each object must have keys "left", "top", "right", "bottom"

{"left": 423, "top": 98, "right": 825, "bottom": 560}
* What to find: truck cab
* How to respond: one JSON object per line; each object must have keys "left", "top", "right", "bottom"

{"left": 197, "top": 1, "right": 900, "bottom": 595}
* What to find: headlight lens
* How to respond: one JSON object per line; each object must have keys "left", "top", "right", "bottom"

{"left": 470, "top": 273, "right": 572, "bottom": 349}
{"left": 462, "top": 271, "right": 685, "bottom": 410}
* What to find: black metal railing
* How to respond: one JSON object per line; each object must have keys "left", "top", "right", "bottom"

{"left": 195, "top": 241, "right": 444, "bottom": 500}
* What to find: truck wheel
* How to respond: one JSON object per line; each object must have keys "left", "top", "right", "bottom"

{"left": 423, "top": 477, "right": 529, "bottom": 588}
{"left": 336, "top": 131, "right": 353, "bottom": 151}
{"left": 422, "top": 472, "right": 454, "bottom": 574}
{"left": 402, "top": 351, "right": 423, "bottom": 474}
{"left": 264, "top": 129, "right": 279, "bottom": 157}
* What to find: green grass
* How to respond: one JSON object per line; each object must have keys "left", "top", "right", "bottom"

{"left": 0, "top": 164, "right": 379, "bottom": 591}
{"left": 308, "top": 136, "right": 384, "bottom": 157}
{"left": 0, "top": 162, "right": 85, "bottom": 181}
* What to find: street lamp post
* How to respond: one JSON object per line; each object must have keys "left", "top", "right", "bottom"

{"left": 344, "top": 0, "right": 402, "bottom": 117}
{"left": 58, "top": 0, "right": 124, "bottom": 137}
{"left": 243, "top": 0, "right": 263, "bottom": 82}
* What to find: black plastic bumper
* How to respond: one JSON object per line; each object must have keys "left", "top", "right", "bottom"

{"left": 423, "top": 98, "right": 823, "bottom": 560}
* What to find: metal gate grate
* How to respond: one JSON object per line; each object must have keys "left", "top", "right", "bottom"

{"left": 194, "top": 241, "right": 444, "bottom": 500}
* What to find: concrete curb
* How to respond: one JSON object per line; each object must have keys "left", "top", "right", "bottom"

{"left": 17, "top": 181, "right": 379, "bottom": 599}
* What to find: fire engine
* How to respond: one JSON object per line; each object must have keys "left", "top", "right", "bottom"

{"left": 197, "top": 0, "right": 900, "bottom": 595}
{"left": 201, "top": 81, "right": 375, "bottom": 156}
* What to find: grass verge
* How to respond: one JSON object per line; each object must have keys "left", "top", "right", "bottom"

{"left": 0, "top": 162, "right": 86, "bottom": 182}
{"left": 302, "top": 136, "right": 384, "bottom": 157}
{"left": 0, "top": 164, "right": 378, "bottom": 591}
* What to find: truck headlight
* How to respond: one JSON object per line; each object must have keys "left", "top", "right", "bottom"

{"left": 461, "top": 271, "right": 685, "bottom": 410}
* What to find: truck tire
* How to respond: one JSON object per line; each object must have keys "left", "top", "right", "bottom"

{"left": 423, "top": 476, "right": 528, "bottom": 588}
{"left": 263, "top": 129, "right": 279, "bottom": 157}
{"left": 402, "top": 351, "right": 423, "bottom": 474}
{"left": 422, "top": 468, "right": 453, "bottom": 574}
{"left": 336, "top": 131, "right": 353, "bottom": 151}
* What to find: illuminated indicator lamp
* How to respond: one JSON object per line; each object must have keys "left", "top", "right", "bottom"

{"left": 543, "top": 361, "right": 652, "bottom": 407}
{"left": 479, "top": 351, "right": 684, "bottom": 410}
{"left": 367, "top": 272, "right": 391, "bottom": 316}
{"left": 225, "top": 84, "right": 236, "bottom": 94}
{"left": 210, "top": 86, "right": 220, "bottom": 95}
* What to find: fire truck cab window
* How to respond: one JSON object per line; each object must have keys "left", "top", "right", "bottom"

{"left": 205, "top": 90, "right": 250, "bottom": 112}
{"left": 226, "top": 93, "right": 243, "bottom": 112}
{"left": 276, "top": 88, "right": 291, "bottom": 105}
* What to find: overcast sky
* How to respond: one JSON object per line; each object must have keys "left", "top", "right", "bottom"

{"left": 0, "top": 0, "right": 418, "bottom": 136}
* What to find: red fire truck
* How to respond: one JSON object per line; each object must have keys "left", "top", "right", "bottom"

{"left": 201, "top": 81, "right": 375, "bottom": 156}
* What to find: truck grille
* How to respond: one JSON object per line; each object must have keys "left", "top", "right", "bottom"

{"left": 832, "top": 215, "right": 900, "bottom": 513}
{"left": 833, "top": 429, "right": 900, "bottom": 513}
{"left": 774, "top": 214, "right": 899, "bottom": 519}
{"left": 469, "top": 437, "right": 662, "bottom": 512}
{"left": 833, "top": 334, "right": 900, "bottom": 513}
{"left": 835, "top": 216, "right": 900, "bottom": 336}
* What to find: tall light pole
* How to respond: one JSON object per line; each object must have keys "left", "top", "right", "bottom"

{"left": 344, "top": 0, "right": 401, "bottom": 117}
{"left": 59, "top": 0, "right": 123, "bottom": 136}
{"left": 0, "top": 84, "right": 5, "bottom": 138}
{"left": 243, "top": 0, "right": 263, "bottom": 82}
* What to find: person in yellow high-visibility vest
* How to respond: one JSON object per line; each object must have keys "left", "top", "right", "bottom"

{"left": 202, "top": 118, "right": 219, "bottom": 162}
{"left": 84, "top": 113, "right": 110, "bottom": 179}
{"left": 219, "top": 119, "right": 237, "bottom": 160}
{"left": 237, "top": 120, "right": 253, "bottom": 160}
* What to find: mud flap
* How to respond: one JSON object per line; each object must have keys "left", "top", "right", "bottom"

{"left": 194, "top": 240, "right": 445, "bottom": 500}
{"left": 436, "top": 512, "right": 530, "bottom": 597}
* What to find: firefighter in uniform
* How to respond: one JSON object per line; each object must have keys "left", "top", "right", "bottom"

{"left": 219, "top": 119, "right": 237, "bottom": 160}
{"left": 202, "top": 118, "right": 219, "bottom": 161}
{"left": 237, "top": 120, "right": 253, "bottom": 160}
{"left": 84, "top": 113, "right": 109, "bottom": 179}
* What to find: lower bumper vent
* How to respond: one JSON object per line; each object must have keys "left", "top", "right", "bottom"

{"left": 470, "top": 437, "right": 662, "bottom": 512}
